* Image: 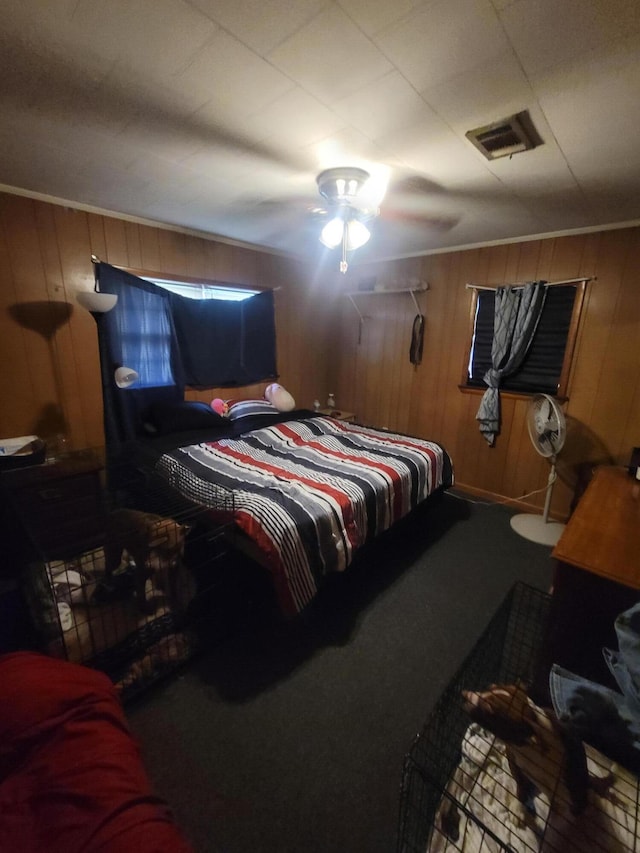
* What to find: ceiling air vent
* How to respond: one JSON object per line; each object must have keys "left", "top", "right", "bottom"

{"left": 465, "top": 111, "right": 541, "bottom": 160}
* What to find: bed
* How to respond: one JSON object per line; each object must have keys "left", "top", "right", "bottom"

{"left": 130, "top": 405, "right": 453, "bottom": 617}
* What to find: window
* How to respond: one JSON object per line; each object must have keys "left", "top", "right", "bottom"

{"left": 116, "top": 282, "right": 177, "bottom": 388}
{"left": 463, "top": 280, "right": 587, "bottom": 398}
{"left": 138, "top": 275, "right": 259, "bottom": 301}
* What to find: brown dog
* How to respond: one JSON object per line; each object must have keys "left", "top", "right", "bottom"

{"left": 462, "top": 683, "right": 613, "bottom": 816}
{"left": 104, "top": 508, "right": 190, "bottom": 614}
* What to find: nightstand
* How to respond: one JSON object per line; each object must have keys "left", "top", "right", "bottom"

{"left": 317, "top": 408, "right": 357, "bottom": 422}
{"left": 1, "top": 451, "right": 105, "bottom": 565}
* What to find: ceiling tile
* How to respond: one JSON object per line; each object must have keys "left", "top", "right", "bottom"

{"left": 375, "top": 116, "right": 490, "bottom": 186}
{"left": 531, "top": 34, "right": 640, "bottom": 171}
{"left": 268, "top": 4, "right": 393, "bottom": 102}
{"left": 374, "top": 0, "right": 510, "bottom": 91}
{"left": 421, "top": 51, "right": 532, "bottom": 134}
{"left": 71, "top": 0, "right": 217, "bottom": 79}
{"left": 188, "top": 0, "right": 326, "bottom": 55}
{"left": 177, "top": 30, "right": 294, "bottom": 120}
{"left": 304, "top": 127, "right": 392, "bottom": 174}
{"left": 243, "top": 88, "right": 346, "bottom": 149}
{"left": 499, "top": 0, "right": 640, "bottom": 77}
{"left": 333, "top": 71, "right": 436, "bottom": 142}
{"left": 337, "top": 0, "right": 422, "bottom": 37}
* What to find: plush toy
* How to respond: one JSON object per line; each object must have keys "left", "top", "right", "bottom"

{"left": 264, "top": 383, "right": 296, "bottom": 412}
{"left": 210, "top": 398, "right": 229, "bottom": 417}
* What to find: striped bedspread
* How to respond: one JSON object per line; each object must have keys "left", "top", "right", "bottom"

{"left": 156, "top": 416, "right": 452, "bottom": 615}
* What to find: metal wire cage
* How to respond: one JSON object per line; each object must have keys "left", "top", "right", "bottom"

{"left": 397, "top": 582, "right": 640, "bottom": 853}
{"left": 398, "top": 583, "right": 551, "bottom": 853}
{"left": 19, "top": 450, "right": 237, "bottom": 701}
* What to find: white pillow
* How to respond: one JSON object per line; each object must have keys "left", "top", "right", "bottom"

{"left": 264, "top": 383, "right": 296, "bottom": 412}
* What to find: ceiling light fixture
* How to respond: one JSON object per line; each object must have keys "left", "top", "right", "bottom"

{"left": 317, "top": 167, "right": 370, "bottom": 204}
{"left": 316, "top": 167, "right": 376, "bottom": 273}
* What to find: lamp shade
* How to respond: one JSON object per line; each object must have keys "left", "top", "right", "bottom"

{"left": 77, "top": 291, "right": 118, "bottom": 313}
{"left": 114, "top": 366, "right": 139, "bottom": 388}
{"left": 320, "top": 217, "right": 345, "bottom": 249}
{"left": 320, "top": 216, "right": 370, "bottom": 251}
{"left": 345, "top": 219, "right": 371, "bottom": 250}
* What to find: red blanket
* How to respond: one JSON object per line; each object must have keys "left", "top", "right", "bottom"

{"left": 0, "top": 652, "right": 192, "bottom": 853}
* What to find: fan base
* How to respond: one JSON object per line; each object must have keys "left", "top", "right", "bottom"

{"left": 510, "top": 513, "right": 566, "bottom": 546}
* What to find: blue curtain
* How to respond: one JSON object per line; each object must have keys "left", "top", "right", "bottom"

{"left": 96, "top": 264, "right": 184, "bottom": 452}
{"left": 169, "top": 288, "right": 277, "bottom": 387}
{"left": 94, "top": 263, "right": 278, "bottom": 452}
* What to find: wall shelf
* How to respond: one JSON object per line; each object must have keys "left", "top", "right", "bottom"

{"left": 345, "top": 283, "right": 429, "bottom": 323}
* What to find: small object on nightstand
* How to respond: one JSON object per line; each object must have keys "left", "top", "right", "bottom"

{"left": 327, "top": 393, "right": 336, "bottom": 408}
{"left": 313, "top": 399, "right": 321, "bottom": 412}
{"left": 317, "top": 409, "right": 356, "bottom": 423}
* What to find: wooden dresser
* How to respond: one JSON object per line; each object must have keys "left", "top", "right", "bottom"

{"left": 552, "top": 465, "right": 639, "bottom": 588}
{"left": 538, "top": 465, "right": 640, "bottom": 694}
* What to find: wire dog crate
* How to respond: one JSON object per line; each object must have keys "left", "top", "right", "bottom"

{"left": 16, "top": 450, "right": 237, "bottom": 701}
{"left": 397, "top": 583, "right": 640, "bottom": 853}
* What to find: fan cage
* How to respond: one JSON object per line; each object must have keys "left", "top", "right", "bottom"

{"left": 527, "top": 394, "right": 566, "bottom": 459}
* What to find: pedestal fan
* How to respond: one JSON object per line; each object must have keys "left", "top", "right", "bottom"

{"left": 510, "top": 394, "right": 567, "bottom": 546}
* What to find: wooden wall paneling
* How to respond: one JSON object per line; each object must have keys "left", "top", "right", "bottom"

{"left": 362, "top": 300, "right": 379, "bottom": 426}
{"left": 87, "top": 214, "right": 107, "bottom": 261}
{"left": 138, "top": 224, "right": 162, "bottom": 271}
{"left": 373, "top": 297, "right": 393, "bottom": 430}
{"left": 410, "top": 255, "right": 447, "bottom": 439}
{"left": 536, "top": 236, "right": 555, "bottom": 278}
{"left": 210, "top": 241, "right": 235, "bottom": 280}
{"left": 396, "top": 298, "right": 417, "bottom": 435}
{"left": 549, "top": 233, "right": 588, "bottom": 280}
{"left": 515, "top": 239, "right": 542, "bottom": 281}
{"left": 446, "top": 251, "right": 476, "bottom": 474}
{"left": 1, "top": 197, "right": 61, "bottom": 439}
{"left": 34, "top": 202, "right": 88, "bottom": 450}
{"left": 158, "top": 229, "right": 188, "bottom": 276}
{"left": 372, "top": 295, "right": 391, "bottom": 429}
{"left": 436, "top": 249, "right": 472, "bottom": 447}
{"left": 124, "top": 222, "right": 143, "bottom": 269}
{"left": 183, "top": 234, "right": 208, "bottom": 280}
{"left": 103, "top": 216, "right": 130, "bottom": 266}
{"left": 234, "top": 246, "right": 259, "bottom": 286}
{"left": 504, "top": 241, "right": 522, "bottom": 284}
{"left": 52, "top": 205, "right": 105, "bottom": 449}
{"left": 0, "top": 201, "right": 34, "bottom": 436}
{"left": 623, "top": 368, "right": 640, "bottom": 468}
{"left": 590, "top": 228, "right": 640, "bottom": 464}
{"left": 502, "top": 399, "right": 530, "bottom": 506}
{"left": 335, "top": 296, "right": 360, "bottom": 416}
{"left": 567, "top": 230, "right": 632, "bottom": 429}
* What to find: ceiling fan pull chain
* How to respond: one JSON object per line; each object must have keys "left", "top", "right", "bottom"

{"left": 340, "top": 230, "right": 348, "bottom": 273}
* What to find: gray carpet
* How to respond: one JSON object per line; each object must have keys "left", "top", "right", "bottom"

{"left": 128, "top": 492, "right": 554, "bottom": 853}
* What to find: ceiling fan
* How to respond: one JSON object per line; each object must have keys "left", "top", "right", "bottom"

{"left": 255, "top": 166, "right": 461, "bottom": 269}
{"left": 314, "top": 167, "right": 379, "bottom": 273}
{"left": 223, "top": 161, "right": 466, "bottom": 266}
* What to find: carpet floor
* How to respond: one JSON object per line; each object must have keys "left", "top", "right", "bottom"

{"left": 128, "top": 491, "right": 554, "bottom": 853}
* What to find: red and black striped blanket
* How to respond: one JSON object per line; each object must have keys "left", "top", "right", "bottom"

{"left": 156, "top": 416, "right": 452, "bottom": 615}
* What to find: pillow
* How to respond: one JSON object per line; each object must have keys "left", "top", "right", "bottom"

{"left": 226, "top": 399, "right": 279, "bottom": 421}
{"left": 264, "top": 383, "right": 296, "bottom": 412}
{"left": 142, "top": 401, "right": 228, "bottom": 436}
